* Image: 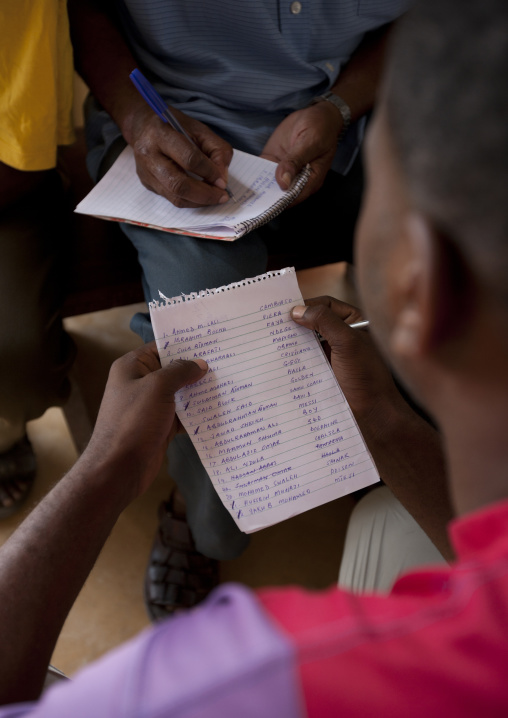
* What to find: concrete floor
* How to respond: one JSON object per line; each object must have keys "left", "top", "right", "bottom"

{"left": 0, "top": 262, "right": 360, "bottom": 678}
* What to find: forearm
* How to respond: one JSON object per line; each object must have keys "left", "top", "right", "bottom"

{"left": 0, "top": 346, "right": 206, "bottom": 705}
{"left": 68, "top": 0, "right": 146, "bottom": 143}
{"left": 69, "top": 0, "right": 232, "bottom": 206}
{"left": 330, "top": 24, "right": 395, "bottom": 122}
{"left": 0, "top": 450, "right": 135, "bottom": 705}
{"left": 291, "top": 300, "right": 454, "bottom": 560}
{"left": 357, "top": 397, "right": 454, "bottom": 561}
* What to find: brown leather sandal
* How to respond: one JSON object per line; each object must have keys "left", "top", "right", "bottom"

{"left": 144, "top": 495, "right": 220, "bottom": 621}
{"left": 0, "top": 435, "right": 36, "bottom": 519}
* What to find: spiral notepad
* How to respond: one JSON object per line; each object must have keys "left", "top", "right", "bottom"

{"left": 150, "top": 267, "right": 379, "bottom": 533}
{"left": 75, "top": 146, "right": 310, "bottom": 241}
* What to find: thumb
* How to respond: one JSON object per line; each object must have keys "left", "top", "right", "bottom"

{"left": 158, "top": 357, "right": 208, "bottom": 394}
{"left": 276, "top": 147, "right": 310, "bottom": 190}
{"left": 291, "top": 299, "right": 363, "bottom": 348}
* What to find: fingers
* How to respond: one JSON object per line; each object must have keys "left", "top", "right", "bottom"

{"left": 271, "top": 136, "right": 335, "bottom": 202}
{"left": 290, "top": 296, "right": 364, "bottom": 346}
{"left": 157, "top": 357, "right": 208, "bottom": 395}
{"left": 194, "top": 123, "right": 234, "bottom": 181}
{"left": 136, "top": 138, "right": 229, "bottom": 207}
{"left": 110, "top": 342, "right": 207, "bottom": 388}
{"left": 261, "top": 149, "right": 314, "bottom": 200}
{"left": 281, "top": 162, "right": 328, "bottom": 205}
{"left": 132, "top": 113, "right": 233, "bottom": 207}
{"left": 276, "top": 153, "right": 309, "bottom": 190}
{"left": 266, "top": 152, "right": 329, "bottom": 207}
{"left": 109, "top": 342, "right": 161, "bottom": 383}
{"left": 261, "top": 104, "right": 341, "bottom": 201}
{"left": 273, "top": 129, "right": 323, "bottom": 191}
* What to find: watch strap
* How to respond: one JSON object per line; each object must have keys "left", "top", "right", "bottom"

{"left": 308, "top": 92, "right": 352, "bottom": 144}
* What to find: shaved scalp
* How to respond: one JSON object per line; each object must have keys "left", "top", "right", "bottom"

{"left": 385, "top": 0, "right": 508, "bottom": 300}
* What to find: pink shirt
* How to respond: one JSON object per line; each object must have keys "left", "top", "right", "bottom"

{"left": 3, "top": 498, "right": 508, "bottom": 716}
{"left": 261, "top": 497, "right": 508, "bottom": 716}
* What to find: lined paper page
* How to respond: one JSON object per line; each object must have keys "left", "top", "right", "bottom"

{"left": 75, "top": 146, "right": 306, "bottom": 240}
{"left": 150, "top": 268, "right": 379, "bottom": 533}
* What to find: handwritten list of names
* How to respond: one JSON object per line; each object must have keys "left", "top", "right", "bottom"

{"left": 150, "top": 268, "right": 379, "bottom": 533}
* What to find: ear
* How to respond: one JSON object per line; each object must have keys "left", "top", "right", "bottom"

{"left": 389, "top": 212, "right": 470, "bottom": 359}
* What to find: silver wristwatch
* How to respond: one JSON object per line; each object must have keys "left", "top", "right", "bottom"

{"left": 308, "top": 91, "right": 352, "bottom": 143}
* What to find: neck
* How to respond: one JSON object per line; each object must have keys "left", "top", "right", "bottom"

{"left": 423, "top": 295, "right": 508, "bottom": 517}
{"left": 438, "top": 373, "right": 508, "bottom": 518}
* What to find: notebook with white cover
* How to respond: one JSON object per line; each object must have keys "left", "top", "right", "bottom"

{"left": 75, "top": 146, "right": 310, "bottom": 241}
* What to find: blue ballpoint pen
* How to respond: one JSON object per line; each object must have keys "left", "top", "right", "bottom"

{"left": 129, "top": 68, "right": 234, "bottom": 200}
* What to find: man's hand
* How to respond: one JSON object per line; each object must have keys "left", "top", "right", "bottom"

{"left": 85, "top": 342, "right": 208, "bottom": 497}
{"left": 292, "top": 296, "right": 454, "bottom": 559}
{"left": 291, "top": 297, "right": 404, "bottom": 426}
{"left": 261, "top": 102, "right": 343, "bottom": 205}
{"left": 0, "top": 342, "right": 207, "bottom": 704}
{"left": 68, "top": 0, "right": 233, "bottom": 208}
{"left": 126, "top": 103, "right": 233, "bottom": 208}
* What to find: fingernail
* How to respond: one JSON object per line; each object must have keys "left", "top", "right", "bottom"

{"left": 193, "top": 358, "right": 208, "bottom": 370}
{"left": 291, "top": 305, "right": 307, "bottom": 319}
{"left": 215, "top": 178, "right": 227, "bottom": 190}
{"left": 282, "top": 172, "right": 292, "bottom": 188}
{"left": 219, "top": 193, "right": 229, "bottom": 204}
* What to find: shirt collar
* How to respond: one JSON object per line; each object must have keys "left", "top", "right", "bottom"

{"left": 449, "top": 496, "right": 508, "bottom": 558}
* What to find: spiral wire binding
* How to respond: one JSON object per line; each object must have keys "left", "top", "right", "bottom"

{"left": 233, "top": 164, "right": 311, "bottom": 238}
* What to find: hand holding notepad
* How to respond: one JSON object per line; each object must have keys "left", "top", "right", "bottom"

{"left": 150, "top": 267, "right": 379, "bottom": 533}
{"left": 75, "top": 146, "right": 310, "bottom": 241}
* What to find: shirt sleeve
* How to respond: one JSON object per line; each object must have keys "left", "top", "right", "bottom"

{"left": 0, "top": 584, "right": 304, "bottom": 718}
{"left": 0, "top": 0, "right": 74, "bottom": 171}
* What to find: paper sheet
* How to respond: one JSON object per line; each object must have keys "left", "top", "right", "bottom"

{"left": 75, "top": 146, "right": 308, "bottom": 240}
{"left": 150, "top": 267, "right": 379, "bottom": 533}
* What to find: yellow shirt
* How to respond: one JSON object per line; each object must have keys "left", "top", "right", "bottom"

{"left": 0, "top": 0, "right": 75, "bottom": 171}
